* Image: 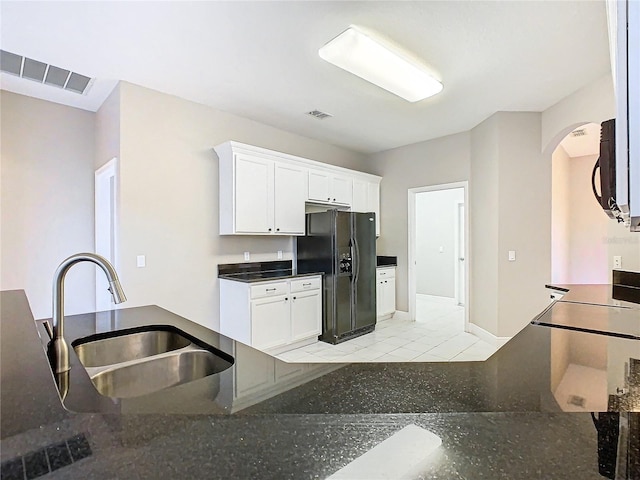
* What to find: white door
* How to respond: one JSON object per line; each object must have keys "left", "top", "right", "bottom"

{"left": 308, "top": 170, "right": 331, "bottom": 202}
{"left": 251, "top": 295, "right": 290, "bottom": 350}
{"left": 456, "top": 202, "right": 465, "bottom": 306}
{"left": 290, "top": 289, "right": 322, "bottom": 341}
{"left": 352, "top": 180, "right": 368, "bottom": 212}
{"left": 235, "top": 154, "right": 273, "bottom": 233}
{"left": 331, "top": 176, "right": 352, "bottom": 205}
{"left": 95, "top": 158, "right": 118, "bottom": 312}
{"left": 274, "top": 163, "right": 306, "bottom": 235}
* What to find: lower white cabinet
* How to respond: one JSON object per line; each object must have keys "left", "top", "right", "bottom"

{"left": 376, "top": 267, "right": 396, "bottom": 319}
{"left": 220, "top": 275, "right": 322, "bottom": 353}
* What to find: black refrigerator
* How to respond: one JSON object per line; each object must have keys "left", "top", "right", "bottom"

{"left": 296, "top": 210, "right": 376, "bottom": 344}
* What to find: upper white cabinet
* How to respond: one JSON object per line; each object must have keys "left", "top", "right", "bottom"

{"left": 307, "top": 170, "right": 352, "bottom": 206}
{"left": 215, "top": 141, "right": 382, "bottom": 236}
{"left": 352, "top": 179, "right": 381, "bottom": 237}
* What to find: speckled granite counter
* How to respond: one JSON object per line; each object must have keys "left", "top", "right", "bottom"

{"left": 2, "top": 288, "right": 639, "bottom": 479}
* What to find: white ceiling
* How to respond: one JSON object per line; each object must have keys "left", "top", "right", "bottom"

{"left": 0, "top": 1, "right": 611, "bottom": 154}
{"left": 559, "top": 122, "right": 601, "bottom": 158}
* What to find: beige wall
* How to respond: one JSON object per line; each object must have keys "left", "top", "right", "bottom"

{"left": 551, "top": 145, "right": 571, "bottom": 283}
{"left": 368, "top": 132, "right": 471, "bottom": 312}
{"left": 115, "top": 82, "right": 368, "bottom": 330}
{"left": 494, "top": 112, "right": 551, "bottom": 338}
{"left": 469, "top": 114, "right": 500, "bottom": 335}
{"left": 1, "top": 91, "right": 96, "bottom": 319}
{"left": 541, "top": 73, "right": 615, "bottom": 155}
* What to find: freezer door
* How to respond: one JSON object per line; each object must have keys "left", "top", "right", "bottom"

{"left": 352, "top": 212, "right": 377, "bottom": 330}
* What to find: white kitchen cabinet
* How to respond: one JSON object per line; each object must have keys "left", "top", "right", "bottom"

{"left": 308, "top": 170, "right": 353, "bottom": 206}
{"left": 352, "top": 179, "right": 381, "bottom": 237}
{"left": 274, "top": 163, "right": 306, "bottom": 234}
{"left": 220, "top": 275, "right": 322, "bottom": 353}
{"left": 217, "top": 146, "right": 306, "bottom": 235}
{"left": 215, "top": 141, "right": 381, "bottom": 236}
{"left": 234, "top": 154, "right": 273, "bottom": 234}
{"left": 251, "top": 295, "right": 291, "bottom": 350}
{"left": 376, "top": 267, "right": 396, "bottom": 319}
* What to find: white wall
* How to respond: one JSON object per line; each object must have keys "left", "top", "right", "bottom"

{"left": 0, "top": 91, "right": 96, "bottom": 319}
{"left": 368, "top": 132, "right": 471, "bottom": 312}
{"left": 115, "top": 82, "right": 368, "bottom": 330}
{"left": 415, "top": 188, "right": 464, "bottom": 298}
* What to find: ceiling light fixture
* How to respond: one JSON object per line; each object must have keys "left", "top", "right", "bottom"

{"left": 319, "top": 26, "right": 443, "bottom": 102}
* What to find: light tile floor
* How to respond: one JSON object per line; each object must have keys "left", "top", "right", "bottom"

{"left": 276, "top": 298, "right": 499, "bottom": 363}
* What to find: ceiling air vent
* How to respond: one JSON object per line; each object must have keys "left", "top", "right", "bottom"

{"left": 306, "top": 110, "right": 333, "bottom": 120}
{"left": 0, "top": 50, "right": 93, "bottom": 95}
{"left": 570, "top": 128, "right": 587, "bottom": 137}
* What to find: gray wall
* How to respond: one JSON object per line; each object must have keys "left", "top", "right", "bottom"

{"left": 415, "top": 188, "right": 464, "bottom": 298}
{"left": 368, "top": 132, "right": 471, "bottom": 312}
{"left": 1, "top": 91, "right": 96, "bottom": 319}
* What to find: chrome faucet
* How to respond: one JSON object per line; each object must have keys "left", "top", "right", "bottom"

{"left": 50, "top": 253, "right": 126, "bottom": 373}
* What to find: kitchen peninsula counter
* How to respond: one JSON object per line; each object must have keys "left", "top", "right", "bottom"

{"left": 1, "top": 288, "right": 638, "bottom": 479}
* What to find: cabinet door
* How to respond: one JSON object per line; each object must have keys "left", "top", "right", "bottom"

{"left": 382, "top": 277, "right": 396, "bottom": 316}
{"left": 274, "top": 359, "right": 305, "bottom": 383}
{"left": 367, "top": 182, "right": 380, "bottom": 236}
{"left": 234, "top": 342, "right": 275, "bottom": 399}
{"left": 308, "top": 170, "right": 331, "bottom": 202}
{"left": 290, "top": 289, "right": 322, "bottom": 342}
{"left": 376, "top": 279, "right": 384, "bottom": 317}
{"left": 274, "top": 163, "right": 306, "bottom": 235}
{"left": 251, "top": 295, "right": 290, "bottom": 350}
{"left": 352, "top": 180, "right": 368, "bottom": 212}
{"left": 331, "top": 176, "right": 352, "bottom": 205}
{"left": 235, "top": 154, "right": 273, "bottom": 233}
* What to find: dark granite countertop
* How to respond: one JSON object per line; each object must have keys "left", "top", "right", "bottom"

{"left": 2, "top": 288, "right": 639, "bottom": 479}
{"left": 218, "top": 270, "right": 322, "bottom": 283}
{"left": 217, "top": 260, "right": 322, "bottom": 283}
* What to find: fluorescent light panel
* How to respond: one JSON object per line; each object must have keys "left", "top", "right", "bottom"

{"left": 319, "top": 26, "right": 443, "bottom": 102}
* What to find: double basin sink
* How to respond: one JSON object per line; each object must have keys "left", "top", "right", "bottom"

{"left": 70, "top": 326, "right": 233, "bottom": 399}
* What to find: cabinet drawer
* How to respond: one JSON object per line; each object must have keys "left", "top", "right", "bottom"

{"left": 250, "top": 281, "right": 288, "bottom": 299}
{"left": 290, "top": 276, "right": 321, "bottom": 292}
{"left": 376, "top": 268, "right": 395, "bottom": 280}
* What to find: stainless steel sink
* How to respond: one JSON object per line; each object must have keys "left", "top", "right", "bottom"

{"left": 71, "top": 326, "right": 233, "bottom": 398}
{"left": 74, "top": 329, "right": 191, "bottom": 367}
{"left": 87, "top": 348, "right": 232, "bottom": 398}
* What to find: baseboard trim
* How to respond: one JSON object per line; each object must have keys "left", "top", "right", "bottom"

{"left": 417, "top": 293, "right": 457, "bottom": 305}
{"left": 466, "top": 322, "right": 511, "bottom": 348}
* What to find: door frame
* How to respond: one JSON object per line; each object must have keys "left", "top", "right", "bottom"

{"left": 407, "top": 181, "right": 469, "bottom": 329}
{"left": 95, "top": 157, "right": 119, "bottom": 312}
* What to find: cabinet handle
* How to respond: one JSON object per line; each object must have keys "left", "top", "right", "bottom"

{"left": 266, "top": 288, "right": 276, "bottom": 292}
{"left": 293, "top": 296, "right": 296, "bottom": 300}
{"left": 285, "top": 297, "right": 288, "bottom": 301}
{"left": 385, "top": 280, "right": 388, "bottom": 283}
{"left": 333, "top": 198, "right": 336, "bottom": 201}
{"left": 268, "top": 228, "right": 272, "bottom": 232}
{"left": 276, "top": 228, "right": 280, "bottom": 231}
{"left": 303, "top": 283, "right": 311, "bottom": 286}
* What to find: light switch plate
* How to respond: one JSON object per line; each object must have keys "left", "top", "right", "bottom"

{"left": 277, "top": 250, "right": 283, "bottom": 260}
{"left": 136, "top": 255, "right": 146, "bottom": 268}
{"left": 244, "top": 252, "right": 250, "bottom": 261}
{"left": 508, "top": 250, "right": 516, "bottom": 262}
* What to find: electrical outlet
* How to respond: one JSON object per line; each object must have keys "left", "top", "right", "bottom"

{"left": 136, "top": 255, "right": 146, "bottom": 268}
{"left": 508, "top": 250, "right": 516, "bottom": 262}
{"left": 613, "top": 256, "right": 622, "bottom": 269}
{"left": 244, "top": 252, "right": 250, "bottom": 261}
{"left": 277, "top": 250, "right": 283, "bottom": 260}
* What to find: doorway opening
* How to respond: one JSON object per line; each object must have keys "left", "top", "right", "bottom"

{"left": 95, "top": 158, "right": 119, "bottom": 312}
{"left": 408, "top": 182, "right": 469, "bottom": 335}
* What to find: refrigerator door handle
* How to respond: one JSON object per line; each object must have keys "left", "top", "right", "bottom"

{"left": 353, "top": 237, "right": 360, "bottom": 284}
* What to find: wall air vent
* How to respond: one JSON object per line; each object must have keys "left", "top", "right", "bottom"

{"left": 570, "top": 128, "right": 587, "bottom": 137}
{"left": 0, "top": 50, "right": 93, "bottom": 95}
{"left": 306, "top": 110, "right": 333, "bottom": 120}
